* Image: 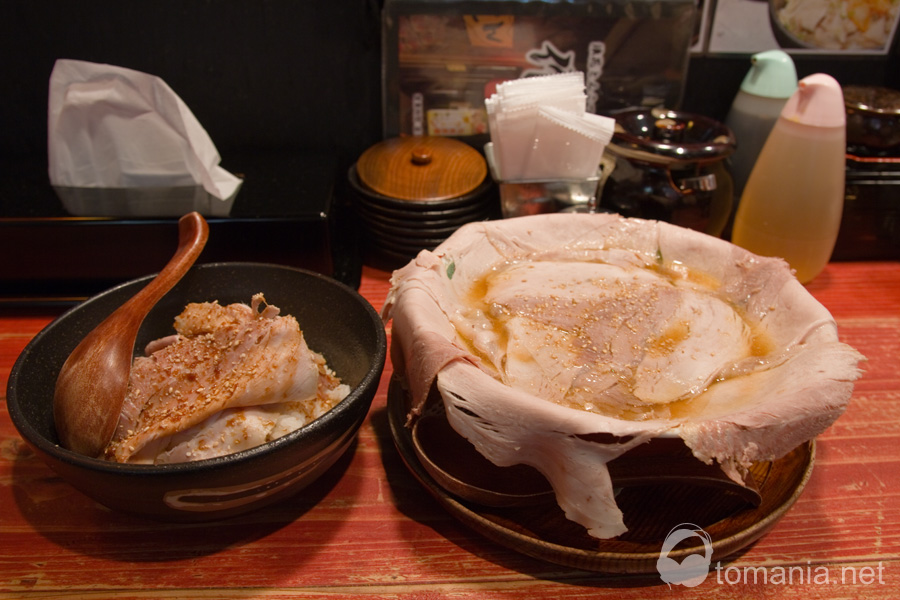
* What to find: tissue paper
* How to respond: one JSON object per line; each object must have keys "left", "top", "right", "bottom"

{"left": 48, "top": 59, "right": 242, "bottom": 216}
{"left": 485, "top": 72, "right": 614, "bottom": 181}
{"left": 524, "top": 106, "right": 615, "bottom": 179}
{"left": 485, "top": 72, "right": 616, "bottom": 218}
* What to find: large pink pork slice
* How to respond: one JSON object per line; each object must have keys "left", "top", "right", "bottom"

{"left": 104, "top": 294, "right": 347, "bottom": 464}
{"left": 383, "top": 213, "right": 865, "bottom": 539}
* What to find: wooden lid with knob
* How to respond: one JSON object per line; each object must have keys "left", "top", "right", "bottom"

{"left": 356, "top": 136, "right": 488, "bottom": 202}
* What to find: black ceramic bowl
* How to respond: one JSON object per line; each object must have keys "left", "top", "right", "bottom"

{"left": 7, "top": 262, "right": 386, "bottom": 522}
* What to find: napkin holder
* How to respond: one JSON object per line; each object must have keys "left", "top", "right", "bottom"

{"left": 486, "top": 142, "right": 608, "bottom": 218}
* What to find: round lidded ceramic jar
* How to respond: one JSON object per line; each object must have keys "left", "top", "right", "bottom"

{"left": 599, "top": 109, "right": 736, "bottom": 237}
{"left": 349, "top": 136, "right": 497, "bottom": 269}
{"left": 844, "top": 85, "right": 900, "bottom": 151}
{"left": 356, "top": 136, "right": 488, "bottom": 202}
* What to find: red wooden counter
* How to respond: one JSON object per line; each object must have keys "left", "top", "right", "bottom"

{"left": 1, "top": 261, "right": 898, "bottom": 599}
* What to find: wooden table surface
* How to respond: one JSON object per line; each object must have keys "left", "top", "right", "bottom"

{"left": 1, "top": 261, "right": 898, "bottom": 599}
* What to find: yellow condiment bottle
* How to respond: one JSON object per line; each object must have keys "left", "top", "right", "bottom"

{"left": 731, "top": 73, "right": 846, "bottom": 284}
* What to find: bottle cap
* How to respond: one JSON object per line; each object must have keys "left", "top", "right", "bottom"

{"left": 739, "top": 50, "right": 798, "bottom": 99}
{"left": 781, "top": 73, "right": 846, "bottom": 128}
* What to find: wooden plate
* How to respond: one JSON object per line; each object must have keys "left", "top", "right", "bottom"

{"left": 387, "top": 377, "right": 815, "bottom": 573}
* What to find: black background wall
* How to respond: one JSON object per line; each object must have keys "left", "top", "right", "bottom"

{"left": 2, "top": 0, "right": 897, "bottom": 198}
{"left": 2, "top": 0, "right": 384, "bottom": 177}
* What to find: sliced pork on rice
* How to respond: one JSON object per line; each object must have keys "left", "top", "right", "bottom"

{"left": 105, "top": 293, "right": 349, "bottom": 464}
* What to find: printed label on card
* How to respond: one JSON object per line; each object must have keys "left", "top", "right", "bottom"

{"left": 464, "top": 15, "right": 515, "bottom": 47}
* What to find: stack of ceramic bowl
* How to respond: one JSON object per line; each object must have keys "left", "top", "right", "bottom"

{"left": 349, "top": 136, "right": 499, "bottom": 270}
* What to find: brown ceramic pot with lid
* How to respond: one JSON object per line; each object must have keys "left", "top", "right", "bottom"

{"left": 599, "top": 109, "right": 736, "bottom": 237}
{"left": 349, "top": 136, "right": 497, "bottom": 269}
{"left": 844, "top": 85, "right": 900, "bottom": 151}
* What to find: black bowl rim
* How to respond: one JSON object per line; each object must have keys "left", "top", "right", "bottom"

{"left": 6, "top": 261, "right": 387, "bottom": 477}
{"left": 356, "top": 201, "right": 496, "bottom": 231}
{"left": 356, "top": 194, "right": 497, "bottom": 221}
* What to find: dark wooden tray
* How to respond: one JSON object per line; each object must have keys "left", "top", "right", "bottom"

{"left": 387, "top": 376, "right": 815, "bottom": 573}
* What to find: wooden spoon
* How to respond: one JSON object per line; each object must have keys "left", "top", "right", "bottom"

{"left": 53, "top": 212, "right": 209, "bottom": 458}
